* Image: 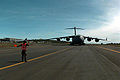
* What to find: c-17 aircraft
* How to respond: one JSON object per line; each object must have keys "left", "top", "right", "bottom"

{"left": 51, "top": 27, "right": 107, "bottom": 45}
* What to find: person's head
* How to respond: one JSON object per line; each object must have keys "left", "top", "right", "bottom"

{"left": 23, "top": 40, "right": 26, "bottom": 44}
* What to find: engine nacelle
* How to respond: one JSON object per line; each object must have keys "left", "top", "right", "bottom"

{"left": 66, "top": 38, "right": 70, "bottom": 41}
{"left": 95, "top": 39, "right": 99, "bottom": 42}
{"left": 87, "top": 38, "right": 92, "bottom": 41}
{"left": 57, "top": 38, "right": 60, "bottom": 41}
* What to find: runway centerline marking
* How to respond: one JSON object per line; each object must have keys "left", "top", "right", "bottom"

{"left": 0, "top": 47, "right": 72, "bottom": 71}
{"left": 96, "top": 46, "right": 120, "bottom": 54}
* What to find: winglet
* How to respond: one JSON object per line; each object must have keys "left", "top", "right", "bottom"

{"left": 106, "top": 38, "right": 107, "bottom": 41}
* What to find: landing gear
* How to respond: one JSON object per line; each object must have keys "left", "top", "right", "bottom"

{"left": 70, "top": 43, "right": 74, "bottom": 46}
{"left": 70, "top": 42, "right": 85, "bottom": 46}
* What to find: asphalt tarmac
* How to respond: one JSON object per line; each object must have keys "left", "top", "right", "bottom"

{"left": 0, "top": 44, "right": 120, "bottom": 80}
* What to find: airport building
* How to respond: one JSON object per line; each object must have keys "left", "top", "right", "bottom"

{"left": 0, "top": 38, "right": 23, "bottom": 42}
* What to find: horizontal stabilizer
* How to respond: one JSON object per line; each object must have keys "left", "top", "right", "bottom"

{"left": 66, "top": 27, "right": 84, "bottom": 30}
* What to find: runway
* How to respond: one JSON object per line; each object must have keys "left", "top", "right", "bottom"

{"left": 0, "top": 44, "right": 120, "bottom": 80}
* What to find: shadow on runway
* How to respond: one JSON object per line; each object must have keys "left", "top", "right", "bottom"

{"left": 8, "top": 61, "right": 22, "bottom": 63}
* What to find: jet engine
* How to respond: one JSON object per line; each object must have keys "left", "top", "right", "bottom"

{"left": 66, "top": 38, "right": 70, "bottom": 41}
{"left": 95, "top": 39, "right": 99, "bottom": 42}
{"left": 57, "top": 38, "right": 60, "bottom": 41}
{"left": 87, "top": 38, "right": 92, "bottom": 41}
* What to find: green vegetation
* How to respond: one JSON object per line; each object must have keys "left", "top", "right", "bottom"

{"left": 0, "top": 39, "right": 69, "bottom": 48}
{"left": 0, "top": 42, "right": 20, "bottom": 48}
{"left": 31, "top": 39, "right": 70, "bottom": 46}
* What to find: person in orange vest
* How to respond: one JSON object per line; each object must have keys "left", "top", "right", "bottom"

{"left": 17, "top": 40, "right": 29, "bottom": 62}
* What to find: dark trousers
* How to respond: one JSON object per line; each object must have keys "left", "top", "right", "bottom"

{"left": 21, "top": 50, "right": 27, "bottom": 62}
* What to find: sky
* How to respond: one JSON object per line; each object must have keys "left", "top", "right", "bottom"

{"left": 0, "top": 0, "right": 120, "bottom": 43}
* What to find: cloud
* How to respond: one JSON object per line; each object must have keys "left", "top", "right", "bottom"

{"left": 80, "top": 11, "right": 120, "bottom": 43}
{"left": 75, "top": 0, "right": 120, "bottom": 43}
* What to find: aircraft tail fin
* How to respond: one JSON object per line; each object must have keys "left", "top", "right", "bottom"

{"left": 65, "top": 27, "right": 84, "bottom": 35}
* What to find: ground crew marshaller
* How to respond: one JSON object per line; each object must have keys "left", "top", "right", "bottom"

{"left": 17, "top": 40, "right": 29, "bottom": 62}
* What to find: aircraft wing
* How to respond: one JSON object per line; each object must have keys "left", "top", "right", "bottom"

{"left": 51, "top": 35, "right": 107, "bottom": 42}
{"left": 50, "top": 35, "right": 77, "bottom": 41}
{"left": 51, "top": 35, "right": 75, "bottom": 39}
{"left": 83, "top": 36, "right": 107, "bottom": 41}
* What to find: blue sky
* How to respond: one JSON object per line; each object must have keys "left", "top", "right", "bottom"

{"left": 0, "top": 0, "right": 120, "bottom": 43}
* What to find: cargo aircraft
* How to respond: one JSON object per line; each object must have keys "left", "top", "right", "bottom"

{"left": 51, "top": 27, "right": 107, "bottom": 45}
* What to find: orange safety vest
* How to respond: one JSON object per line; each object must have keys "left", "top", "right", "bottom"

{"left": 21, "top": 43, "right": 27, "bottom": 50}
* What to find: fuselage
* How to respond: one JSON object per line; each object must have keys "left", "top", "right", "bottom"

{"left": 71, "top": 35, "right": 85, "bottom": 45}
